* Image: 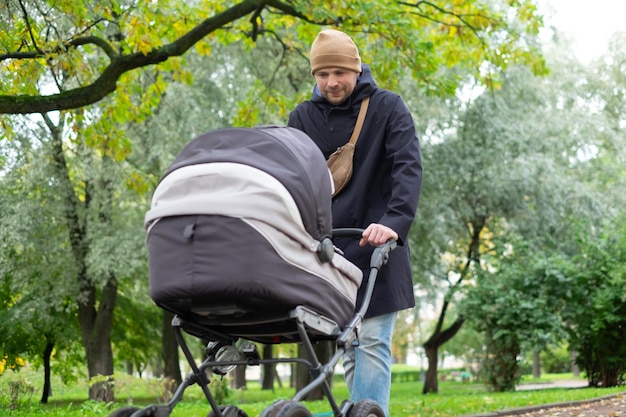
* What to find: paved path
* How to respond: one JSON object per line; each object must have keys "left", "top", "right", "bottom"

{"left": 515, "top": 379, "right": 588, "bottom": 391}
{"left": 469, "top": 393, "right": 626, "bottom": 416}
{"left": 463, "top": 380, "right": 626, "bottom": 417}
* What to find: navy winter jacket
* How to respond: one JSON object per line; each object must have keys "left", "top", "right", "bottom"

{"left": 288, "top": 64, "right": 423, "bottom": 317}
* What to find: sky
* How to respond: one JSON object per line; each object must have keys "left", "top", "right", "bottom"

{"left": 538, "top": 0, "right": 626, "bottom": 62}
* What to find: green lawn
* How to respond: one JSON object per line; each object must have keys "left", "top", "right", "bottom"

{"left": 2, "top": 369, "right": 625, "bottom": 417}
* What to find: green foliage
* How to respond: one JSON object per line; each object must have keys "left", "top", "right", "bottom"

{"left": 391, "top": 309, "right": 414, "bottom": 364}
{"left": 0, "top": 84, "right": 157, "bottom": 401}
{"left": 111, "top": 295, "right": 161, "bottom": 376}
{"left": 210, "top": 376, "right": 231, "bottom": 405}
{"left": 0, "top": 133, "right": 84, "bottom": 384}
{"left": 390, "top": 369, "right": 423, "bottom": 383}
{"left": 481, "top": 329, "right": 521, "bottom": 392}
{"left": 0, "top": 378, "right": 37, "bottom": 411}
{"left": 0, "top": 0, "right": 547, "bottom": 117}
{"left": 411, "top": 33, "right": 626, "bottom": 388}
{"left": 562, "top": 220, "right": 626, "bottom": 387}
{"left": 540, "top": 343, "right": 573, "bottom": 374}
{"left": 439, "top": 324, "right": 485, "bottom": 374}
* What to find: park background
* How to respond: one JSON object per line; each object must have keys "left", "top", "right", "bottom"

{"left": 1, "top": 0, "right": 625, "bottom": 415}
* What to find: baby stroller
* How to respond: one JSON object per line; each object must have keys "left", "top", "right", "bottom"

{"left": 108, "top": 126, "right": 395, "bottom": 417}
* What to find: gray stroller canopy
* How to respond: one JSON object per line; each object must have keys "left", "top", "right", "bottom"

{"left": 153, "top": 126, "right": 333, "bottom": 241}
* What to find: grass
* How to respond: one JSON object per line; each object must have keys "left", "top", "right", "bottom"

{"left": 2, "top": 368, "right": 625, "bottom": 417}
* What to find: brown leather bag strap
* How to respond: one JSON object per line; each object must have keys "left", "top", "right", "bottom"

{"left": 347, "top": 96, "right": 370, "bottom": 145}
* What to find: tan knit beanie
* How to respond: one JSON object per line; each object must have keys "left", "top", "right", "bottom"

{"left": 310, "top": 29, "right": 362, "bottom": 75}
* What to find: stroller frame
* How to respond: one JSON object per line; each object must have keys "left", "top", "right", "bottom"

{"left": 109, "top": 229, "right": 395, "bottom": 417}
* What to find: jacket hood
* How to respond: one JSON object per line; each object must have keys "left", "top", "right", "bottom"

{"left": 311, "top": 64, "right": 378, "bottom": 108}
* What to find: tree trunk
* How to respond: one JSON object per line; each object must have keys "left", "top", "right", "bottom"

{"left": 422, "top": 316, "right": 465, "bottom": 394}
{"left": 161, "top": 310, "right": 182, "bottom": 390}
{"left": 295, "top": 341, "right": 333, "bottom": 400}
{"left": 262, "top": 345, "right": 275, "bottom": 390}
{"left": 423, "top": 344, "right": 439, "bottom": 393}
{"left": 274, "top": 368, "right": 283, "bottom": 388}
{"left": 602, "top": 366, "right": 619, "bottom": 387}
{"left": 232, "top": 365, "right": 247, "bottom": 389}
{"left": 570, "top": 349, "right": 580, "bottom": 377}
{"left": 79, "top": 275, "right": 117, "bottom": 402}
{"left": 40, "top": 340, "right": 54, "bottom": 404}
{"left": 532, "top": 349, "right": 541, "bottom": 379}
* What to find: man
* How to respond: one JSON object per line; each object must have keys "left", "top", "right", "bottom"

{"left": 288, "top": 29, "right": 422, "bottom": 416}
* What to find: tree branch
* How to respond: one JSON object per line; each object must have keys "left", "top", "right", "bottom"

{"left": 0, "top": 0, "right": 303, "bottom": 114}
{"left": 399, "top": 1, "right": 499, "bottom": 45}
{"left": 18, "top": 0, "right": 44, "bottom": 55}
{"left": 69, "top": 36, "right": 119, "bottom": 60}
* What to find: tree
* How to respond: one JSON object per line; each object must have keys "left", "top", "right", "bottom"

{"left": 159, "top": 310, "right": 182, "bottom": 389}
{"left": 44, "top": 116, "right": 114, "bottom": 402}
{"left": 0, "top": 0, "right": 546, "bottom": 116}
{"left": 419, "top": 37, "right": 626, "bottom": 392}
{"left": 413, "top": 64, "right": 552, "bottom": 392}
{"left": 547, "top": 34, "right": 626, "bottom": 387}
{"left": 410, "top": 41, "right": 618, "bottom": 391}
{"left": 463, "top": 238, "right": 569, "bottom": 391}
{"left": 0, "top": 108, "right": 151, "bottom": 402}
{"left": 561, "top": 220, "right": 626, "bottom": 387}
{"left": 261, "top": 345, "right": 275, "bottom": 390}
{"left": 0, "top": 124, "right": 84, "bottom": 403}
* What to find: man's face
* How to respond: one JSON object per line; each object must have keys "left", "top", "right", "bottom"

{"left": 314, "top": 67, "right": 359, "bottom": 105}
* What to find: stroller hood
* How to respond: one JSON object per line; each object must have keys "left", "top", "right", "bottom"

{"left": 146, "top": 126, "right": 333, "bottom": 241}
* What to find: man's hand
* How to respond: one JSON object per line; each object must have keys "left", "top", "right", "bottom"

{"left": 360, "top": 223, "right": 398, "bottom": 247}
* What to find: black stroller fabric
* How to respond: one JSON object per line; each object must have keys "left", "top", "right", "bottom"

{"left": 144, "top": 126, "right": 362, "bottom": 329}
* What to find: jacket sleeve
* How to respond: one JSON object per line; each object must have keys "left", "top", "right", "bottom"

{"left": 379, "top": 95, "right": 423, "bottom": 244}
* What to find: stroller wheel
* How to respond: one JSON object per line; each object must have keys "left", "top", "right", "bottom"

{"left": 347, "top": 399, "right": 385, "bottom": 417}
{"left": 107, "top": 406, "right": 141, "bottom": 417}
{"left": 207, "top": 405, "right": 249, "bottom": 417}
{"left": 260, "top": 400, "right": 312, "bottom": 417}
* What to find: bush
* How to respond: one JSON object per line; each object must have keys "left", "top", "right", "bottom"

{"left": 541, "top": 345, "right": 572, "bottom": 374}
{"left": 0, "top": 377, "right": 36, "bottom": 411}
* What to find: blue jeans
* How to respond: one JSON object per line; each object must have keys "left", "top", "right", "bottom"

{"left": 343, "top": 312, "right": 397, "bottom": 417}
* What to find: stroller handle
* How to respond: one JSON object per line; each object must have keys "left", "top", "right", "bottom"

{"left": 331, "top": 228, "right": 397, "bottom": 269}
{"left": 331, "top": 228, "right": 365, "bottom": 239}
